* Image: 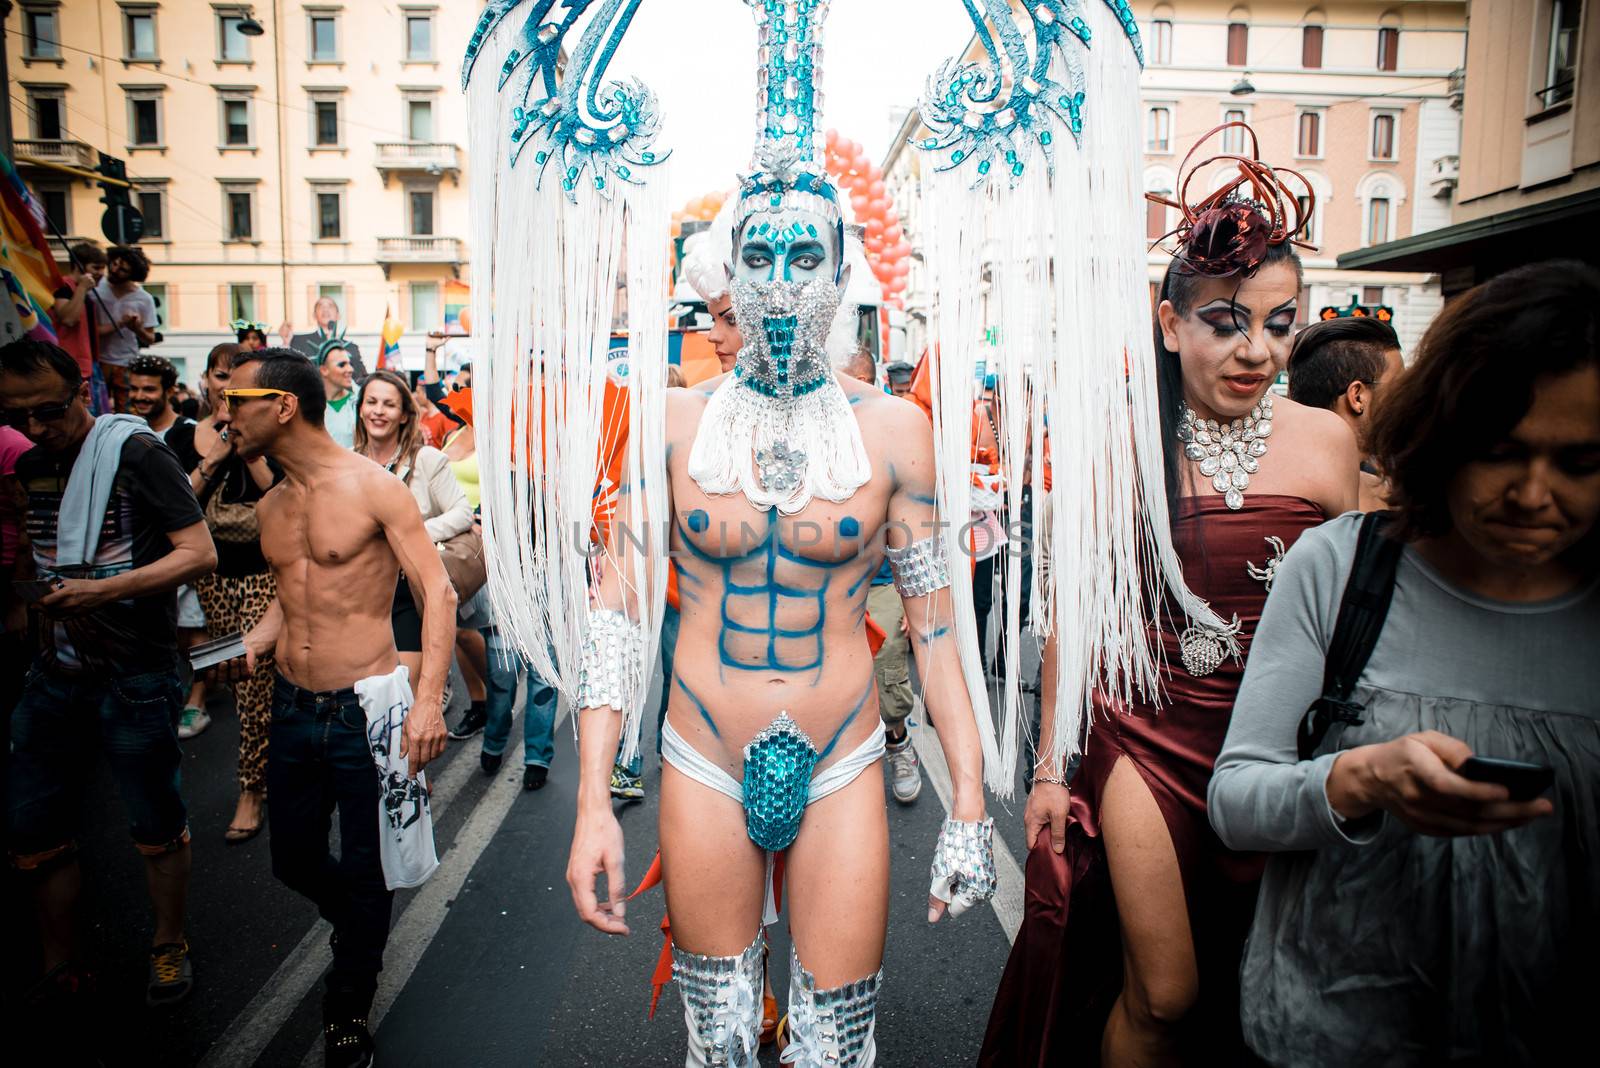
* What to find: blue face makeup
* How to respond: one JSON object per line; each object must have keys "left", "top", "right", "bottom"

{"left": 734, "top": 210, "right": 840, "bottom": 284}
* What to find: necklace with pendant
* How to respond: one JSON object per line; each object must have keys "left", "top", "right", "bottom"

{"left": 1176, "top": 393, "right": 1273, "bottom": 511}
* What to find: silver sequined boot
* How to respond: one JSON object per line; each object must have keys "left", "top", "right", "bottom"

{"left": 781, "top": 946, "right": 880, "bottom": 1067}
{"left": 672, "top": 931, "right": 765, "bottom": 1068}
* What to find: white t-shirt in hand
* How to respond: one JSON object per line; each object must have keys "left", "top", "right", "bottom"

{"left": 92, "top": 280, "right": 158, "bottom": 366}
{"left": 357, "top": 664, "right": 440, "bottom": 890}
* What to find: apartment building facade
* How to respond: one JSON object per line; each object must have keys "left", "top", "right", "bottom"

{"left": 1342, "top": 0, "right": 1600, "bottom": 293}
{"left": 9, "top": 0, "right": 475, "bottom": 372}
{"left": 881, "top": 1, "right": 1467, "bottom": 358}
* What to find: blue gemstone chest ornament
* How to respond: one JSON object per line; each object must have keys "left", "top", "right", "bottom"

{"left": 915, "top": 0, "right": 1143, "bottom": 185}
{"left": 742, "top": 712, "right": 819, "bottom": 851}
{"left": 462, "top": 0, "right": 669, "bottom": 200}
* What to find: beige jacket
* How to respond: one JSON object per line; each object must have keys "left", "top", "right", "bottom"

{"left": 399, "top": 445, "right": 474, "bottom": 543}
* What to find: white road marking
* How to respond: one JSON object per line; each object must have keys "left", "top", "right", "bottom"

{"left": 199, "top": 688, "right": 555, "bottom": 1068}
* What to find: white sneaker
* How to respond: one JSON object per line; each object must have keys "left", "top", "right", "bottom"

{"left": 885, "top": 732, "right": 921, "bottom": 804}
{"left": 177, "top": 706, "right": 211, "bottom": 740}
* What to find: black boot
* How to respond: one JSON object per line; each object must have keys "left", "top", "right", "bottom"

{"left": 323, "top": 991, "right": 375, "bottom": 1068}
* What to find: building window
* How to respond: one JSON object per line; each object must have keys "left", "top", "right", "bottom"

{"left": 221, "top": 97, "right": 254, "bottom": 147}
{"left": 229, "top": 283, "right": 256, "bottom": 322}
{"left": 37, "top": 184, "right": 69, "bottom": 236}
{"left": 410, "top": 282, "right": 440, "bottom": 331}
{"left": 123, "top": 6, "right": 158, "bottom": 61}
{"left": 1370, "top": 112, "right": 1397, "bottom": 160}
{"left": 22, "top": 6, "right": 61, "bottom": 60}
{"left": 135, "top": 185, "right": 166, "bottom": 240}
{"left": 1296, "top": 111, "right": 1322, "bottom": 157}
{"left": 1149, "top": 19, "right": 1172, "bottom": 65}
{"left": 1377, "top": 27, "right": 1399, "bottom": 71}
{"left": 1302, "top": 25, "right": 1323, "bottom": 68}
{"left": 308, "top": 13, "right": 339, "bottom": 61}
{"left": 223, "top": 187, "right": 256, "bottom": 241}
{"left": 1362, "top": 285, "right": 1385, "bottom": 305}
{"left": 318, "top": 284, "right": 346, "bottom": 319}
{"left": 1366, "top": 197, "right": 1391, "bottom": 246}
{"left": 313, "top": 189, "right": 344, "bottom": 240}
{"left": 1222, "top": 109, "right": 1248, "bottom": 153}
{"left": 127, "top": 92, "right": 164, "bottom": 147}
{"left": 313, "top": 99, "right": 341, "bottom": 146}
{"left": 1146, "top": 107, "right": 1171, "bottom": 153}
{"left": 406, "top": 13, "right": 435, "bottom": 60}
{"left": 406, "top": 98, "right": 435, "bottom": 141}
{"left": 408, "top": 188, "right": 435, "bottom": 235}
{"left": 1539, "top": 0, "right": 1583, "bottom": 109}
{"left": 1227, "top": 22, "right": 1248, "bottom": 66}
{"left": 1146, "top": 195, "right": 1170, "bottom": 241}
{"left": 218, "top": 12, "right": 252, "bottom": 61}
{"left": 1296, "top": 194, "right": 1316, "bottom": 244}
{"left": 29, "top": 92, "right": 65, "bottom": 140}
{"left": 143, "top": 282, "right": 168, "bottom": 329}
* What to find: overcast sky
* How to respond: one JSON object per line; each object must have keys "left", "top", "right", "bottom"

{"left": 609, "top": 2, "right": 976, "bottom": 206}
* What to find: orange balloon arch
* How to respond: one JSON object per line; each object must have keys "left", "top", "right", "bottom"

{"left": 823, "top": 128, "right": 908, "bottom": 310}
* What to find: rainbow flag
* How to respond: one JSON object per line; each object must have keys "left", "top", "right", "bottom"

{"left": 379, "top": 307, "right": 404, "bottom": 370}
{"left": 443, "top": 279, "right": 470, "bottom": 334}
{"left": 0, "top": 151, "right": 66, "bottom": 344}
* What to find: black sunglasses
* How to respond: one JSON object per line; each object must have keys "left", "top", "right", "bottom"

{"left": 0, "top": 398, "right": 75, "bottom": 428}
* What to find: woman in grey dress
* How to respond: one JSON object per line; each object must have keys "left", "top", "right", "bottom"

{"left": 1209, "top": 260, "right": 1600, "bottom": 1066}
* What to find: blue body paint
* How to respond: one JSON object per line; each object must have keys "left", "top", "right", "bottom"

{"left": 839, "top": 516, "right": 860, "bottom": 539}
{"left": 677, "top": 508, "right": 857, "bottom": 677}
{"left": 674, "top": 676, "right": 719, "bottom": 738}
{"left": 910, "top": 491, "right": 937, "bottom": 507}
{"left": 817, "top": 682, "right": 875, "bottom": 761}
{"left": 916, "top": 624, "right": 952, "bottom": 647}
{"left": 687, "top": 508, "right": 709, "bottom": 533}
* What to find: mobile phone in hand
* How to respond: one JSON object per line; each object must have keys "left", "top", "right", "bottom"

{"left": 1457, "top": 756, "right": 1555, "bottom": 802}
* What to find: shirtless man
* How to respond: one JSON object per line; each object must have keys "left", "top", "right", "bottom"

{"left": 214, "top": 347, "right": 452, "bottom": 1068}
{"left": 567, "top": 177, "right": 992, "bottom": 1067}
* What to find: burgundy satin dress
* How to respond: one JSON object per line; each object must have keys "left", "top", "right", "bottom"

{"left": 981, "top": 495, "right": 1326, "bottom": 1066}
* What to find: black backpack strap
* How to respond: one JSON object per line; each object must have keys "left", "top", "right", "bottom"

{"left": 1297, "top": 511, "right": 1405, "bottom": 759}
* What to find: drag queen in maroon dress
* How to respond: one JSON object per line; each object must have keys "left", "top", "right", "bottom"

{"left": 982, "top": 125, "right": 1359, "bottom": 1066}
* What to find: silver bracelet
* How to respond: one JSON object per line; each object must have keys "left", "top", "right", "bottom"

{"left": 575, "top": 608, "right": 644, "bottom": 712}
{"left": 1033, "top": 773, "right": 1069, "bottom": 788}
{"left": 884, "top": 535, "right": 951, "bottom": 598}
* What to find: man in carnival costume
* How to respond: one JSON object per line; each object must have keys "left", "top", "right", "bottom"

{"left": 465, "top": 2, "right": 1189, "bottom": 1065}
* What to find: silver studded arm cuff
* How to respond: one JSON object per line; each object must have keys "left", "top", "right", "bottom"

{"left": 928, "top": 817, "right": 997, "bottom": 918}
{"left": 575, "top": 608, "right": 644, "bottom": 712}
{"left": 884, "top": 535, "right": 951, "bottom": 598}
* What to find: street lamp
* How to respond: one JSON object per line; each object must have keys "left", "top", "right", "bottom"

{"left": 238, "top": 7, "right": 265, "bottom": 36}
{"left": 1230, "top": 71, "right": 1256, "bottom": 96}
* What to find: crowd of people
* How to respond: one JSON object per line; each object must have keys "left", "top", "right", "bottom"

{"left": 4, "top": 161, "right": 1597, "bottom": 1068}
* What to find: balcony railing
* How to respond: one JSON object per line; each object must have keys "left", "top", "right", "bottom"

{"left": 374, "top": 142, "right": 462, "bottom": 183}
{"left": 376, "top": 235, "right": 462, "bottom": 270}
{"left": 14, "top": 139, "right": 98, "bottom": 170}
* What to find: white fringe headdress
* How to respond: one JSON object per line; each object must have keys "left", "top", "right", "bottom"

{"left": 463, "top": 1, "right": 671, "bottom": 762}
{"left": 914, "top": 0, "right": 1242, "bottom": 786}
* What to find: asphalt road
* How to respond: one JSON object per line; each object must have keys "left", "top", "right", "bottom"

{"left": 5, "top": 639, "right": 1042, "bottom": 1067}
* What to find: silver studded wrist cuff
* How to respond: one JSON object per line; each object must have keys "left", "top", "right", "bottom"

{"left": 884, "top": 535, "right": 951, "bottom": 597}
{"left": 576, "top": 608, "right": 644, "bottom": 712}
{"left": 928, "top": 817, "right": 998, "bottom": 917}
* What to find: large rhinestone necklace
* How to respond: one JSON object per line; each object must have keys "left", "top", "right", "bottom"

{"left": 1176, "top": 393, "right": 1273, "bottom": 511}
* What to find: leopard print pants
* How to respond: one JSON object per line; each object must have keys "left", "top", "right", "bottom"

{"left": 195, "top": 570, "right": 278, "bottom": 795}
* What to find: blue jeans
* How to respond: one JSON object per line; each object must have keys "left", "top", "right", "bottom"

{"left": 9, "top": 665, "right": 188, "bottom": 867}
{"left": 622, "top": 604, "right": 679, "bottom": 777}
{"left": 266, "top": 676, "right": 393, "bottom": 1002}
{"left": 481, "top": 628, "right": 558, "bottom": 768}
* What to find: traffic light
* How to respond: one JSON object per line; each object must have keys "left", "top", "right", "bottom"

{"left": 97, "top": 153, "right": 131, "bottom": 209}
{"left": 97, "top": 152, "right": 145, "bottom": 245}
